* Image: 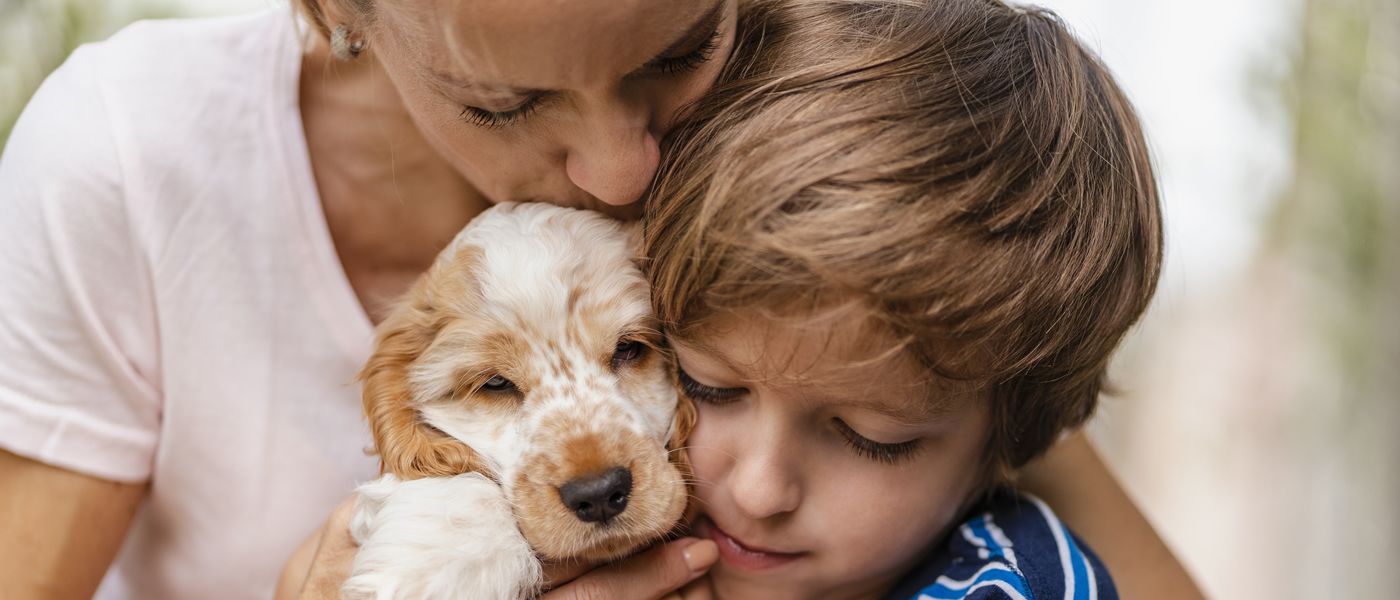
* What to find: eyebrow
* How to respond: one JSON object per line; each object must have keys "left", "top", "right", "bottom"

{"left": 428, "top": 0, "right": 725, "bottom": 97}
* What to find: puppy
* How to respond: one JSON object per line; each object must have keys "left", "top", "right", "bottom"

{"left": 342, "top": 203, "right": 694, "bottom": 600}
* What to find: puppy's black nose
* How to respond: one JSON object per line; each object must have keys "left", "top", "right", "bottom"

{"left": 558, "top": 467, "right": 632, "bottom": 523}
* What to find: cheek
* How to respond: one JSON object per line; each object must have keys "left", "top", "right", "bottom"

{"left": 801, "top": 466, "right": 970, "bottom": 587}
{"left": 683, "top": 404, "right": 732, "bottom": 488}
{"left": 372, "top": 63, "right": 560, "bottom": 199}
{"left": 402, "top": 92, "right": 555, "bottom": 190}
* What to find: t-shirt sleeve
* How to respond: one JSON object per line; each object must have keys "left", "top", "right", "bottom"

{"left": 0, "top": 44, "right": 162, "bottom": 483}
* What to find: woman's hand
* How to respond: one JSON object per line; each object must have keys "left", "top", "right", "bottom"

{"left": 275, "top": 496, "right": 358, "bottom": 600}
{"left": 274, "top": 493, "right": 719, "bottom": 600}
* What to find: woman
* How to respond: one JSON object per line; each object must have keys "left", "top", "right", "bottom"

{"left": 0, "top": 0, "right": 1200, "bottom": 598}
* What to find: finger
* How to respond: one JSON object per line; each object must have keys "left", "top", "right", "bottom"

{"left": 273, "top": 522, "right": 324, "bottom": 600}
{"left": 541, "top": 557, "right": 599, "bottom": 590}
{"left": 298, "top": 495, "right": 361, "bottom": 599}
{"left": 542, "top": 537, "right": 718, "bottom": 600}
{"left": 678, "top": 577, "right": 715, "bottom": 600}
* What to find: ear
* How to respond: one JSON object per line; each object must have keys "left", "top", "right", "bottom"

{"left": 297, "top": 0, "right": 359, "bottom": 40}
{"left": 359, "top": 290, "right": 484, "bottom": 480}
{"left": 666, "top": 389, "right": 697, "bottom": 480}
{"left": 666, "top": 393, "right": 697, "bottom": 451}
{"left": 619, "top": 221, "right": 648, "bottom": 268}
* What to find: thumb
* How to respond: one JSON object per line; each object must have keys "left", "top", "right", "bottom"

{"left": 543, "top": 537, "right": 718, "bottom": 600}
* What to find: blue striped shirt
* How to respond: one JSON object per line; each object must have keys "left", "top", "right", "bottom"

{"left": 883, "top": 492, "right": 1117, "bottom": 600}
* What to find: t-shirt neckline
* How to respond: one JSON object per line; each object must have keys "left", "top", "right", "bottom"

{"left": 271, "top": 8, "right": 377, "bottom": 361}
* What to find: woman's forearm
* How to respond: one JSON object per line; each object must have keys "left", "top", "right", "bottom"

{"left": 1019, "top": 431, "right": 1207, "bottom": 600}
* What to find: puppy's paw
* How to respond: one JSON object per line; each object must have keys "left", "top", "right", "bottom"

{"left": 344, "top": 473, "right": 543, "bottom": 600}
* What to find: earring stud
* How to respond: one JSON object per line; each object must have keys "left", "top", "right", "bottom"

{"left": 331, "top": 25, "right": 366, "bottom": 60}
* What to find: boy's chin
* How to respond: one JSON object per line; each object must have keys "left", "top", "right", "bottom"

{"left": 705, "top": 567, "right": 821, "bottom": 600}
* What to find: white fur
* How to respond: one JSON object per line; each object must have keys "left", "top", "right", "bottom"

{"left": 344, "top": 473, "right": 541, "bottom": 600}
{"left": 343, "top": 204, "right": 684, "bottom": 600}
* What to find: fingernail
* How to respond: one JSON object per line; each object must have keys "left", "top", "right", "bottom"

{"left": 682, "top": 538, "right": 718, "bottom": 571}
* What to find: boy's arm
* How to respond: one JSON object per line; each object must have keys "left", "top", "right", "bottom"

{"left": 0, "top": 449, "right": 146, "bottom": 599}
{"left": 1018, "top": 431, "right": 1206, "bottom": 600}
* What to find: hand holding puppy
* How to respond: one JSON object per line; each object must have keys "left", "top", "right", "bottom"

{"left": 274, "top": 498, "right": 718, "bottom": 600}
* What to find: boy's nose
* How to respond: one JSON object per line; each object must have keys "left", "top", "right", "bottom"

{"left": 558, "top": 467, "right": 633, "bottom": 523}
{"left": 730, "top": 452, "right": 801, "bottom": 520}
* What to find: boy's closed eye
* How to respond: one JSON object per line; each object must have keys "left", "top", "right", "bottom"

{"left": 675, "top": 365, "right": 925, "bottom": 464}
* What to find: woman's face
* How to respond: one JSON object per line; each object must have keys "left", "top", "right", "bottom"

{"left": 365, "top": 0, "right": 738, "bottom": 219}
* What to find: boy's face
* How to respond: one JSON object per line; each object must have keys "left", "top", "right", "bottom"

{"left": 673, "top": 311, "right": 991, "bottom": 600}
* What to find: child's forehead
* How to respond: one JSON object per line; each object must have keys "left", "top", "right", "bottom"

{"left": 673, "top": 309, "right": 979, "bottom": 417}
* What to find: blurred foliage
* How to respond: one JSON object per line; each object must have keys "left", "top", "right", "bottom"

{"left": 1264, "top": 0, "right": 1399, "bottom": 595}
{"left": 1267, "top": 0, "right": 1398, "bottom": 401}
{"left": 0, "top": 0, "right": 179, "bottom": 148}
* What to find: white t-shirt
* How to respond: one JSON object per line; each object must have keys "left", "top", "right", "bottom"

{"left": 0, "top": 7, "right": 380, "bottom": 598}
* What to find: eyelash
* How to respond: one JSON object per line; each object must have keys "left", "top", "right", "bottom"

{"left": 456, "top": 23, "right": 723, "bottom": 128}
{"left": 677, "top": 366, "right": 745, "bottom": 405}
{"left": 834, "top": 420, "right": 923, "bottom": 465}
{"left": 676, "top": 366, "right": 924, "bottom": 464}
{"left": 458, "top": 96, "right": 545, "bottom": 129}
{"left": 649, "top": 25, "right": 723, "bottom": 75}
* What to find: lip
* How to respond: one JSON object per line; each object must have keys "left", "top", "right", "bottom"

{"left": 694, "top": 518, "right": 806, "bottom": 571}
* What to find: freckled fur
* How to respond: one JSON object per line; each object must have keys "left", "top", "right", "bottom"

{"left": 346, "top": 203, "right": 695, "bottom": 600}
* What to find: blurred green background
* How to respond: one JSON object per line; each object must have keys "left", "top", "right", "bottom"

{"left": 1, "top": 0, "right": 1396, "bottom": 598}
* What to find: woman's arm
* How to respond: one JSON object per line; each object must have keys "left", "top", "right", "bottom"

{"left": 1018, "top": 431, "right": 1206, "bottom": 600}
{"left": 0, "top": 450, "right": 146, "bottom": 599}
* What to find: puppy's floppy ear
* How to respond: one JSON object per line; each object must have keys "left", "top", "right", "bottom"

{"left": 666, "top": 377, "right": 697, "bottom": 482}
{"left": 667, "top": 392, "right": 697, "bottom": 452}
{"left": 620, "top": 221, "right": 647, "bottom": 268}
{"left": 359, "top": 279, "right": 484, "bottom": 480}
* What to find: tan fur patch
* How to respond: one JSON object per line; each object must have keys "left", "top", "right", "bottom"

{"left": 359, "top": 247, "right": 487, "bottom": 480}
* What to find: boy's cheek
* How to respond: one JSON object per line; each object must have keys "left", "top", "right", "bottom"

{"left": 682, "top": 413, "right": 724, "bottom": 478}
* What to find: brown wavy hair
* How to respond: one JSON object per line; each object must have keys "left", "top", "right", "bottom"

{"left": 644, "top": 0, "right": 1162, "bottom": 476}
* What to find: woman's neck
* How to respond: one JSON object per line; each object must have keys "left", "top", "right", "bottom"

{"left": 299, "top": 38, "right": 492, "bottom": 323}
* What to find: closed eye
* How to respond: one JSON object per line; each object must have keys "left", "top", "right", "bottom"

{"left": 481, "top": 374, "right": 517, "bottom": 392}
{"left": 643, "top": 24, "right": 722, "bottom": 75}
{"left": 458, "top": 95, "right": 547, "bottom": 128}
{"left": 676, "top": 366, "right": 745, "bottom": 405}
{"left": 833, "top": 419, "right": 922, "bottom": 465}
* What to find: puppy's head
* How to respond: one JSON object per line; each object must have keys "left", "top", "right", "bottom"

{"left": 360, "top": 202, "right": 692, "bottom": 562}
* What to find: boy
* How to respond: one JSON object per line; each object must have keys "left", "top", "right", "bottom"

{"left": 642, "top": 0, "right": 1160, "bottom": 598}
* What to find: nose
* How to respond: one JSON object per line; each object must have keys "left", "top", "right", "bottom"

{"left": 730, "top": 446, "right": 801, "bottom": 520}
{"left": 564, "top": 107, "right": 661, "bottom": 207}
{"left": 558, "top": 467, "right": 633, "bottom": 523}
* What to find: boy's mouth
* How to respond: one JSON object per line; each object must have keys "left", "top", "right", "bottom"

{"left": 694, "top": 518, "right": 806, "bottom": 571}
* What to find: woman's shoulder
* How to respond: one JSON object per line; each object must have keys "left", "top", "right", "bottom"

{"left": 1, "top": 6, "right": 314, "bottom": 267}
{"left": 91, "top": 7, "right": 298, "bottom": 80}
{"left": 884, "top": 492, "right": 1118, "bottom": 600}
{"left": 1, "top": 6, "right": 309, "bottom": 215}
{"left": 21, "top": 7, "right": 302, "bottom": 163}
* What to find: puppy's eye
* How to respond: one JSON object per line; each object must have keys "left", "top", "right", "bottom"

{"left": 611, "top": 340, "right": 647, "bottom": 368}
{"left": 482, "top": 375, "right": 516, "bottom": 392}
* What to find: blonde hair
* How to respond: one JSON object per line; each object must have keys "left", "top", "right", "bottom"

{"left": 645, "top": 0, "right": 1162, "bottom": 473}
